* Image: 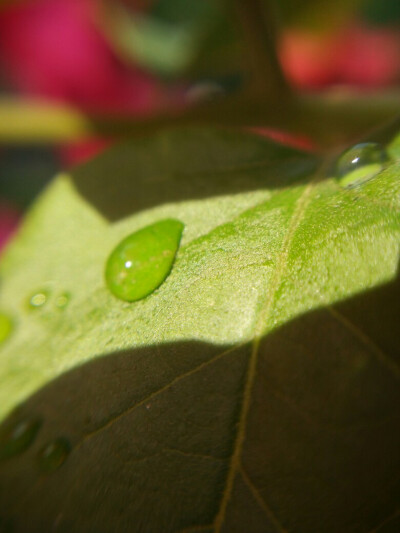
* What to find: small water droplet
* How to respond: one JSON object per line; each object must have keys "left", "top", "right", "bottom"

{"left": 55, "top": 292, "right": 70, "bottom": 309}
{"left": 105, "top": 219, "right": 184, "bottom": 302}
{"left": 0, "top": 417, "right": 41, "bottom": 460}
{"left": 0, "top": 313, "right": 13, "bottom": 345}
{"left": 335, "top": 142, "right": 389, "bottom": 188}
{"left": 38, "top": 438, "right": 71, "bottom": 472}
{"left": 28, "top": 290, "right": 49, "bottom": 309}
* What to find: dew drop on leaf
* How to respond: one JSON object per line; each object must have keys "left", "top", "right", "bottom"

{"left": 55, "top": 292, "right": 70, "bottom": 310}
{"left": 105, "top": 219, "right": 185, "bottom": 302}
{"left": 336, "top": 142, "right": 389, "bottom": 188}
{"left": 0, "top": 417, "right": 41, "bottom": 460}
{"left": 0, "top": 313, "right": 13, "bottom": 345}
{"left": 28, "top": 290, "right": 49, "bottom": 309}
{"left": 38, "top": 438, "right": 71, "bottom": 472}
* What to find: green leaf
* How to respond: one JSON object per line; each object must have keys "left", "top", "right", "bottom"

{"left": 104, "top": 0, "right": 225, "bottom": 75}
{"left": 0, "top": 128, "right": 399, "bottom": 532}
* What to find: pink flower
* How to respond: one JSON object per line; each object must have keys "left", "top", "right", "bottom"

{"left": 0, "top": 0, "right": 161, "bottom": 114}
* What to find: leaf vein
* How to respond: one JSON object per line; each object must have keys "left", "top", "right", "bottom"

{"left": 239, "top": 464, "right": 287, "bottom": 532}
{"left": 163, "top": 447, "right": 226, "bottom": 462}
{"left": 328, "top": 307, "right": 400, "bottom": 380}
{"left": 213, "top": 182, "right": 315, "bottom": 531}
{"left": 75, "top": 344, "right": 242, "bottom": 450}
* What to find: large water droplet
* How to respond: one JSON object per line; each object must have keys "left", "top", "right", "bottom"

{"left": 105, "top": 219, "right": 184, "bottom": 302}
{"left": 38, "top": 438, "right": 71, "bottom": 472}
{"left": 336, "top": 142, "right": 388, "bottom": 188}
{"left": 0, "top": 313, "right": 13, "bottom": 345}
{"left": 0, "top": 417, "right": 41, "bottom": 460}
{"left": 28, "top": 290, "right": 49, "bottom": 309}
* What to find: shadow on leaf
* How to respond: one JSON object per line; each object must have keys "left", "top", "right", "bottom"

{"left": 0, "top": 274, "right": 399, "bottom": 533}
{"left": 70, "top": 128, "right": 319, "bottom": 221}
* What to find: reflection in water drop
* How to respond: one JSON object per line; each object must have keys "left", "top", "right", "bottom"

{"left": 0, "top": 417, "right": 41, "bottom": 460}
{"left": 0, "top": 313, "right": 13, "bottom": 345}
{"left": 105, "top": 219, "right": 185, "bottom": 302}
{"left": 336, "top": 142, "right": 389, "bottom": 188}
{"left": 38, "top": 438, "right": 71, "bottom": 472}
{"left": 28, "top": 290, "right": 49, "bottom": 309}
{"left": 55, "top": 292, "right": 70, "bottom": 310}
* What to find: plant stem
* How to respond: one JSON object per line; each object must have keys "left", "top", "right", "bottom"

{"left": 233, "top": 0, "right": 290, "bottom": 100}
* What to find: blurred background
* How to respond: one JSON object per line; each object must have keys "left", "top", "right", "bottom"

{"left": 0, "top": 0, "right": 399, "bottom": 250}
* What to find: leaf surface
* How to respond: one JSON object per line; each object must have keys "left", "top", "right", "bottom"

{"left": 0, "top": 127, "right": 399, "bottom": 532}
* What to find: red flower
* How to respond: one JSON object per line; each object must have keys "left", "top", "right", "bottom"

{"left": 280, "top": 22, "right": 400, "bottom": 89}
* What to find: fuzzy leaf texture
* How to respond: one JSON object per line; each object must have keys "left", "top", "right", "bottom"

{"left": 0, "top": 128, "right": 399, "bottom": 533}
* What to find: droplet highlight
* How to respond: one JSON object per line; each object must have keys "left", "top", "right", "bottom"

{"left": 0, "top": 417, "right": 41, "bottom": 460}
{"left": 28, "top": 290, "right": 49, "bottom": 309}
{"left": 335, "top": 142, "right": 388, "bottom": 188}
{"left": 0, "top": 313, "right": 13, "bottom": 345}
{"left": 105, "top": 219, "right": 184, "bottom": 302}
{"left": 38, "top": 438, "right": 71, "bottom": 472}
{"left": 55, "top": 292, "right": 70, "bottom": 310}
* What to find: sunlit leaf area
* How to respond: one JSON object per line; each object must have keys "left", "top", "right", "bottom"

{"left": 0, "top": 1, "right": 399, "bottom": 532}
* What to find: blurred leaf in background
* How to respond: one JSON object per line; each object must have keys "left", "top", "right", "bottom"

{"left": 100, "top": 0, "right": 228, "bottom": 76}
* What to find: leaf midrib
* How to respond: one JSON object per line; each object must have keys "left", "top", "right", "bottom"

{"left": 213, "top": 181, "right": 316, "bottom": 532}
